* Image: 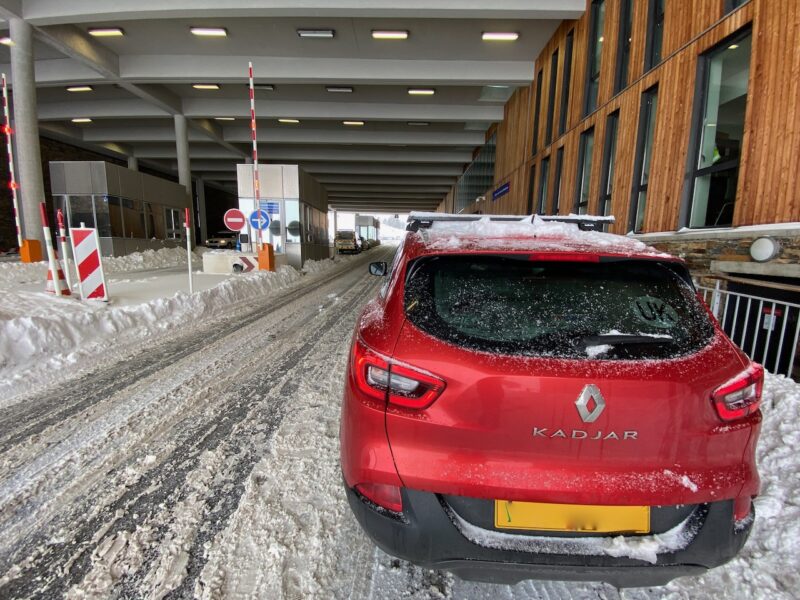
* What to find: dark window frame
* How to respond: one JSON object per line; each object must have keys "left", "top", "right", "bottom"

{"left": 584, "top": 0, "right": 606, "bottom": 116}
{"left": 526, "top": 163, "right": 537, "bottom": 214}
{"left": 537, "top": 156, "right": 551, "bottom": 215}
{"left": 679, "top": 27, "right": 752, "bottom": 229}
{"left": 644, "top": 0, "right": 665, "bottom": 72}
{"left": 614, "top": 0, "right": 634, "bottom": 93}
{"left": 599, "top": 110, "right": 620, "bottom": 218}
{"left": 559, "top": 30, "right": 575, "bottom": 136}
{"left": 574, "top": 126, "right": 595, "bottom": 214}
{"left": 545, "top": 49, "right": 559, "bottom": 145}
{"left": 552, "top": 146, "right": 565, "bottom": 214}
{"left": 629, "top": 85, "right": 659, "bottom": 232}
{"left": 532, "top": 68, "right": 544, "bottom": 155}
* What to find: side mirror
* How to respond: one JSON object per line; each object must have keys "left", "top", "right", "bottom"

{"left": 369, "top": 261, "right": 388, "bottom": 277}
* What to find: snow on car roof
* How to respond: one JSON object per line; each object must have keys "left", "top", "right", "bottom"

{"left": 406, "top": 213, "right": 675, "bottom": 260}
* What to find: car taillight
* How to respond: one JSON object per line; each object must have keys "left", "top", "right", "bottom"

{"left": 356, "top": 482, "right": 403, "bottom": 513}
{"left": 352, "top": 337, "right": 446, "bottom": 409}
{"left": 712, "top": 363, "right": 764, "bottom": 422}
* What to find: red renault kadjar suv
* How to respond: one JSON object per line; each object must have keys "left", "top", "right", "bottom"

{"left": 340, "top": 213, "right": 762, "bottom": 588}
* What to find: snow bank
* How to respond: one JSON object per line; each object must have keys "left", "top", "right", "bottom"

{"left": 0, "top": 247, "right": 202, "bottom": 285}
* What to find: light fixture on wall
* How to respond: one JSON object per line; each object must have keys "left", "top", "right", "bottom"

{"left": 749, "top": 237, "right": 781, "bottom": 262}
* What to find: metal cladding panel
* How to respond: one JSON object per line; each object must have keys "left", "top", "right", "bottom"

{"left": 90, "top": 162, "right": 109, "bottom": 195}
{"left": 237, "top": 164, "right": 293, "bottom": 199}
{"left": 282, "top": 165, "right": 300, "bottom": 199}
{"left": 142, "top": 171, "right": 189, "bottom": 209}
{"left": 115, "top": 164, "right": 144, "bottom": 201}
{"left": 49, "top": 162, "right": 66, "bottom": 195}
{"left": 59, "top": 162, "right": 94, "bottom": 195}
{"left": 103, "top": 163, "right": 122, "bottom": 197}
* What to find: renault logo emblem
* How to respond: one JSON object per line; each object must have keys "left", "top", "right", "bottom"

{"left": 575, "top": 384, "right": 605, "bottom": 423}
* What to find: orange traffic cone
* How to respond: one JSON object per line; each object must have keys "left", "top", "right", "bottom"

{"left": 45, "top": 266, "right": 72, "bottom": 296}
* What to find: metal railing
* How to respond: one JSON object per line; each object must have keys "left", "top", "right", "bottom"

{"left": 699, "top": 281, "right": 800, "bottom": 378}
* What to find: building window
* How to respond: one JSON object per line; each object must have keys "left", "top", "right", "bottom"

{"left": 686, "top": 30, "right": 751, "bottom": 228}
{"left": 584, "top": 0, "right": 606, "bottom": 116}
{"left": 526, "top": 164, "right": 536, "bottom": 214}
{"left": 574, "top": 127, "right": 595, "bottom": 214}
{"left": 537, "top": 157, "right": 550, "bottom": 214}
{"left": 545, "top": 49, "right": 559, "bottom": 145}
{"left": 630, "top": 86, "right": 659, "bottom": 232}
{"left": 559, "top": 30, "right": 575, "bottom": 136}
{"left": 724, "top": 0, "right": 747, "bottom": 13}
{"left": 645, "top": 0, "right": 665, "bottom": 72}
{"left": 532, "top": 68, "right": 543, "bottom": 154}
{"left": 552, "top": 147, "right": 564, "bottom": 214}
{"left": 615, "top": 0, "right": 633, "bottom": 93}
{"left": 599, "top": 110, "right": 619, "bottom": 218}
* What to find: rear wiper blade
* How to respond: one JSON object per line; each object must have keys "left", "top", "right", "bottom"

{"left": 582, "top": 333, "right": 674, "bottom": 346}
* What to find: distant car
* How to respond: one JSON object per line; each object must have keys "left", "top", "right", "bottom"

{"left": 206, "top": 231, "right": 237, "bottom": 249}
{"left": 341, "top": 212, "right": 762, "bottom": 588}
{"left": 335, "top": 230, "right": 360, "bottom": 254}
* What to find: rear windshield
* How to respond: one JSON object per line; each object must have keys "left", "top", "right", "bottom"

{"left": 336, "top": 232, "right": 355, "bottom": 239}
{"left": 403, "top": 255, "right": 714, "bottom": 360}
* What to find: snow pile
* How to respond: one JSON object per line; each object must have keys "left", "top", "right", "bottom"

{"left": 0, "top": 247, "right": 202, "bottom": 285}
{"left": 302, "top": 253, "right": 357, "bottom": 275}
{"left": 0, "top": 266, "right": 304, "bottom": 404}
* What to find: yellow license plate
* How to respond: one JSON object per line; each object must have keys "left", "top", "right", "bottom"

{"left": 494, "top": 500, "right": 650, "bottom": 534}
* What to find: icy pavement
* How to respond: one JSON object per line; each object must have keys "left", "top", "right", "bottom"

{"left": 0, "top": 245, "right": 798, "bottom": 599}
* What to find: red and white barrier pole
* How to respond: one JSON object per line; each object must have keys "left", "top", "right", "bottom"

{"left": 184, "top": 207, "right": 193, "bottom": 293}
{"left": 39, "top": 203, "right": 61, "bottom": 297}
{"left": 248, "top": 61, "right": 262, "bottom": 252}
{"left": 56, "top": 208, "right": 74, "bottom": 292}
{"left": 2, "top": 73, "right": 22, "bottom": 250}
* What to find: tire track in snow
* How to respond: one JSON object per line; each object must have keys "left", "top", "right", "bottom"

{"left": 0, "top": 250, "right": 389, "bottom": 598}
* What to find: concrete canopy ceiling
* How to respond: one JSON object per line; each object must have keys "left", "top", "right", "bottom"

{"left": 0, "top": 0, "right": 584, "bottom": 213}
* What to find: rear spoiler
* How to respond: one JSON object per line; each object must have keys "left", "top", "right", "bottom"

{"left": 406, "top": 212, "right": 615, "bottom": 232}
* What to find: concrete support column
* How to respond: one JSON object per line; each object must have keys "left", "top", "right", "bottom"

{"left": 9, "top": 18, "right": 45, "bottom": 246}
{"left": 196, "top": 177, "right": 208, "bottom": 244}
{"left": 174, "top": 114, "right": 193, "bottom": 247}
{"left": 127, "top": 156, "right": 139, "bottom": 171}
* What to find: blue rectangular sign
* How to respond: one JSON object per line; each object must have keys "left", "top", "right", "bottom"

{"left": 259, "top": 200, "right": 280, "bottom": 216}
{"left": 492, "top": 182, "right": 510, "bottom": 201}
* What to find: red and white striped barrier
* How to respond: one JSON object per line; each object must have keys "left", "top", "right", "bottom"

{"left": 70, "top": 226, "right": 109, "bottom": 301}
{"left": 56, "top": 209, "right": 74, "bottom": 292}
{"left": 40, "top": 203, "right": 70, "bottom": 297}
{"left": 248, "top": 61, "right": 261, "bottom": 251}
{"left": 2, "top": 73, "right": 22, "bottom": 249}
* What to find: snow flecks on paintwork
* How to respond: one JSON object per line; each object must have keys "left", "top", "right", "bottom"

{"left": 586, "top": 344, "right": 613, "bottom": 358}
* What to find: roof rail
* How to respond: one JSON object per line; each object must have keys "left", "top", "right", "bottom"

{"left": 406, "top": 212, "right": 615, "bottom": 232}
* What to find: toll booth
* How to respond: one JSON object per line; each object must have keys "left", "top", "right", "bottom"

{"left": 236, "top": 164, "right": 329, "bottom": 270}
{"left": 49, "top": 161, "right": 191, "bottom": 256}
{"left": 355, "top": 215, "right": 380, "bottom": 245}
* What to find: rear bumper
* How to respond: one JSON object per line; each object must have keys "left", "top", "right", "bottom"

{"left": 345, "top": 484, "right": 753, "bottom": 588}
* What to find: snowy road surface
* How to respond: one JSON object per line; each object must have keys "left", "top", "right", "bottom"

{"left": 0, "top": 247, "right": 798, "bottom": 599}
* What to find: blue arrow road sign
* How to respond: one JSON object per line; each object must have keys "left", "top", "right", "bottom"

{"left": 249, "top": 209, "right": 270, "bottom": 230}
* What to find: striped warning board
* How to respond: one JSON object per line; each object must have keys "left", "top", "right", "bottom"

{"left": 237, "top": 256, "right": 256, "bottom": 272}
{"left": 70, "top": 227, "right": 109, "bottom": 301}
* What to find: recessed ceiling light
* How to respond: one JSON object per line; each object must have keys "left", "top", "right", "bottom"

{"left": 297, "top": 29, "right": 335, "bottom": 39}
{"left": 326, "top": 86, "right": 353, "bottom": 93}
{"left": 372, "top": 30, "right": 409, "bottom": 40}
{"left": 278, "top": 118, "right": 300, "bottom": 124}
{"left": 0, "top": 37, "right": 13, "bottom": 46}
{"left": 407, "top": 121, "right": 430, "bottom": 126}
{"left": 487, "top": 85, "right": 510, "bottom": 89}
{"left": 408, "top": 88, "right": 435, "bottom": 96}
{"left": 343, "top": 120, "right": 365, "bottom": 126}
{"left": 728, "top": 44, "right": 739, "bottom": 50}
{"left": 214, "top": 117, "right": 235, "bottom": 121}
{"left": 482, "top": 32, "right": 519, "bottom": 42}
{"left": 88, "top": 28, "right": 125, "bottom": 37}
{"left": 193, "top": 83, "right": 220, "bottom": 90}
{"left": 190, "top": 27, "right": 228, "bottom": 37}
{"left": 254, "top": 84, "right": 275, "bottom": 91}
{"left": 71, "top": 118, "right": 92, "bottom": 123}
{"left": 66, "top": 85, "right": 94, "bottom": 93}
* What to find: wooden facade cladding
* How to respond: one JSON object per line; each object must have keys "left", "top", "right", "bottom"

{"left": 454, "top": 0, "right": 800, "bottom": 234}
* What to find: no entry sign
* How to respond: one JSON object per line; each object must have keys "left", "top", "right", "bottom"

{"left": 223, "top": 209, "right": 247, "bottom": 231}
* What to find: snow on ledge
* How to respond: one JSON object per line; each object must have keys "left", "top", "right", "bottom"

{"left": 446, "top": 504, "right": 697, "bottom": 565}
